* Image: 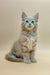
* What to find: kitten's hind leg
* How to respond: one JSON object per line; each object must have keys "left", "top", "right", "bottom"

{"left": 5, "top": 53, "right": 23, "bottom": 62}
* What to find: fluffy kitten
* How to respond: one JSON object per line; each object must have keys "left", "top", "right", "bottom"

{"left": 5, "top": 12, "right": 39, "bottom": 64}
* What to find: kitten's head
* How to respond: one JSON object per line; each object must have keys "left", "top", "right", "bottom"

{"left": 21, "top": 12, "right": 39, "bottom": 31}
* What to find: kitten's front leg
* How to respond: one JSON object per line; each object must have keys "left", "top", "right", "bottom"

{"left": 30, "top": 50, "right": 37, "bottom": 63}
{"left": 23, "top": 52, "right": 31, "bottom": 64}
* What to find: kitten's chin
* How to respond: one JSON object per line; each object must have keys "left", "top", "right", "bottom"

{"left": 26, "top": 27, "right": 33, "bottom": 31}
{"left": 25, "top": 26, "right": 34, "bottom": 31}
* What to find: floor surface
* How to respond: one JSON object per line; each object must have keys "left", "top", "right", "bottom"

{"left": 0, "top": 50, "right": 50, "bottom": 75}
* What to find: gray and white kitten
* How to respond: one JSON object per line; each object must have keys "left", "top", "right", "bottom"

{"left": 5, "top": 12, "right": 39, "bottom": 64}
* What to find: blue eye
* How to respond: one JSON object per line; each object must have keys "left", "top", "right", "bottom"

{"left": 26, "top": 20, "right": 28, "bottom": 23}
{"left": 32, "top": 21, "right": 34, "bottom": 23}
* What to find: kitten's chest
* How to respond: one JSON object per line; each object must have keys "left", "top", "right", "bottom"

{"left": 20, "top": 34, "right": 37, "bottom": 52}
{"left": 27, "top": 37, "right": 34, "bottom": 49}
{"left": 25, "top": 36, "right": 37, "bottom": 50}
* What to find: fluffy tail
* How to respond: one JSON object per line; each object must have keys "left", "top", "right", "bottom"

{"left": 5, "top": 53, "right": 23, "bottom": 62}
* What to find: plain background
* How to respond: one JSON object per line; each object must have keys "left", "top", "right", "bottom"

{"left": 0, "top": 0, "right": 50, "bottom": 75}
{"left": 0, "top": 0, "right": 50, "bottom": 51}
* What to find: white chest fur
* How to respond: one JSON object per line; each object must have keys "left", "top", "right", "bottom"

{"left": 27, "top": 36, "right": 36, "bottom": 50}
{"left": 21, "top": 35, "right": 37, "bottom": 52}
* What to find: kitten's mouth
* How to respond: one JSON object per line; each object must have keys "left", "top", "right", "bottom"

{"left": 28, "top": 26, "right": 32, "bottom": 28}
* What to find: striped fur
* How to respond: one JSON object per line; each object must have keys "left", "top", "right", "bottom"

{"left": 5, "top": 12, "right": 39, "bottom": 64}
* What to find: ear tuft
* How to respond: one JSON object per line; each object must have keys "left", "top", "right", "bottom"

{"left": 33, "top": 12, "right": 39, "bottom": 21}
{"left": 22, "top": 11, "right": 27, "bottom": 21}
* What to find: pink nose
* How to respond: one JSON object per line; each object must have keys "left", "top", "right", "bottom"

{"left": 29, "top": 24, "right": 31, "bottom": 26}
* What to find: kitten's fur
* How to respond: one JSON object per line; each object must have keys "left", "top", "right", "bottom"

{"left": 5, "top": 12, "right": 39, "bottom": 64}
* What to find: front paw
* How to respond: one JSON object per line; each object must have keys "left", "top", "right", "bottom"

{"left": 24, "top": 58, "right": 31, "bottom": 64}
{"left": 31, "top": 58, "right": 37, "bottom": 63}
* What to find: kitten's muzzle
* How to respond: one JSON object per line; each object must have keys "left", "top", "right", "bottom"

{"left": 28, "top": 24, "right": 32, "bottom": 28}
{"left": 29, "top": 23, "right": 31, "bottom": 26}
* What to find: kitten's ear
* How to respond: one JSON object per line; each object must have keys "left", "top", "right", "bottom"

{"left": 33, "top": 12, "right": 39, "bottom": 22}
{"left": 22, "top": 12, "right": 27, "bottom": 21}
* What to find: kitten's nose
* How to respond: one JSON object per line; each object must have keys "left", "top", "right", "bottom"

{"left": 29, "top": 24, "right": 31, "bottom": 26}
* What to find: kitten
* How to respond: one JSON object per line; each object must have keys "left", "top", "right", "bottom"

{"left": 5, "top": 12, "right": 39, "bottom": 64}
